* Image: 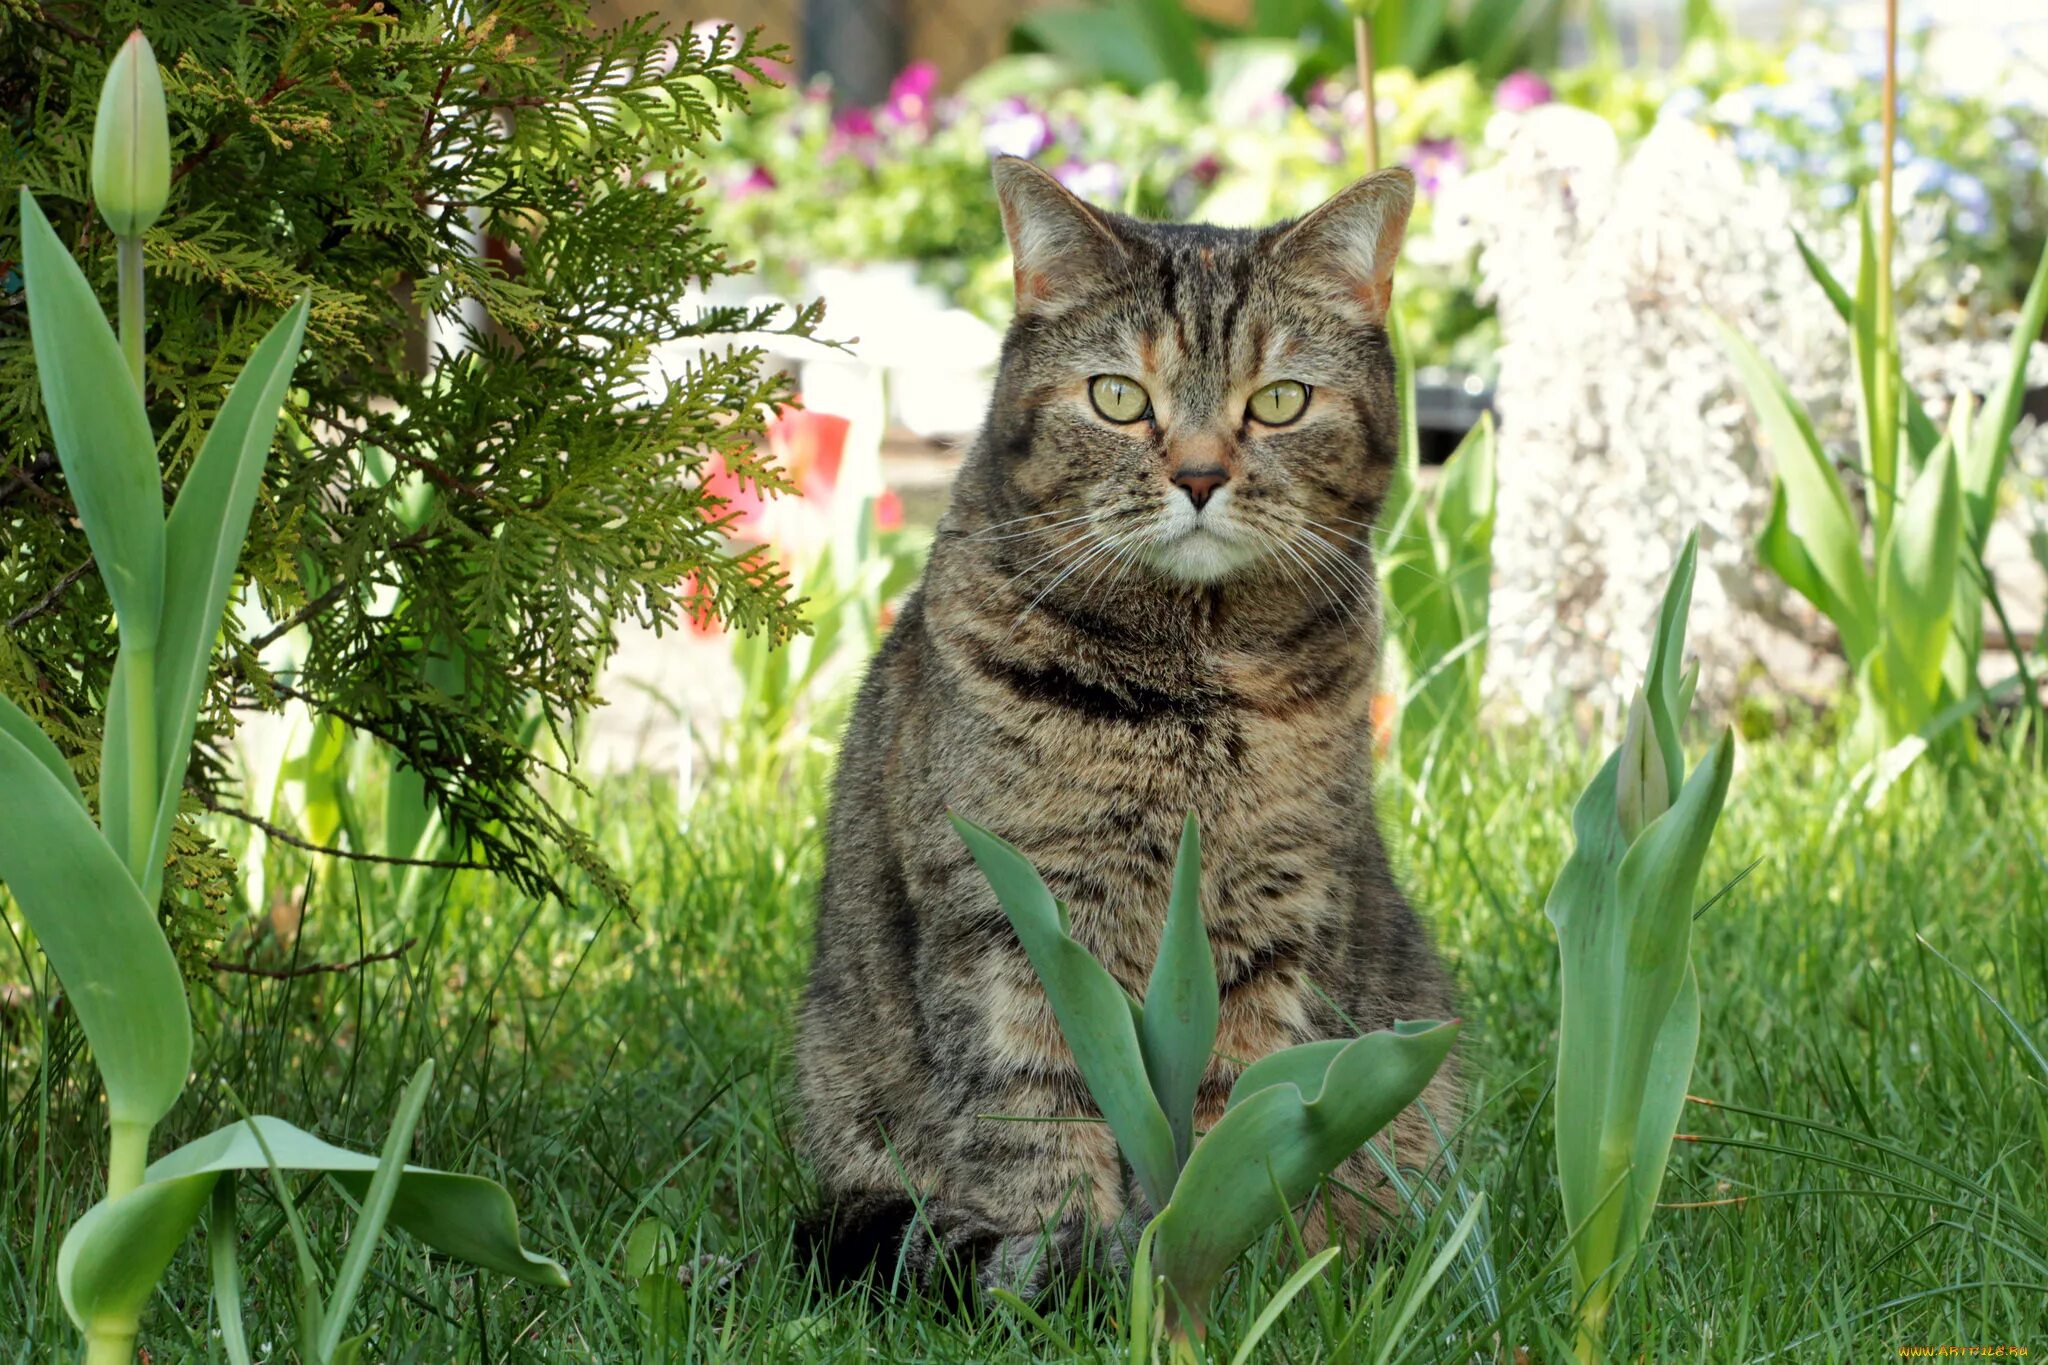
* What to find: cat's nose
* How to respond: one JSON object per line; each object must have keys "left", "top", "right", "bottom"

{"left": 1172, "top": 467, "right": 1229, "bottom": 511}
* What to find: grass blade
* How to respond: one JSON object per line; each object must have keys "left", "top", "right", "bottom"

{"left": 1227, "top": 1246, "right": 1339, "bottom": 1365}
{"left": 318, "top": 1059, "right": 436, "bottom": 1358}
{"left": 208, "top": 1176, "right": 255, "bottom": 1365}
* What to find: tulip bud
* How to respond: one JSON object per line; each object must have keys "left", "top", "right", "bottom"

{"left": 92, "top": 31, "right": 171, "bottom": 239}
{"left": 1616, "top": 685, "right": 1668, "bottom": 842}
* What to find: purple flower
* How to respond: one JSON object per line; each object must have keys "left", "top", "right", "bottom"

{"left": 832, "top": 106, "right": 876, "bottom": 139}
{"left": 982, "top": 98, "right": 1053, "bottom": 159}
{"left": 884, "top": 61, "right": 940, "bottom": 127}
{"left": 1405, "top": 136, "right": 1466, "bottom": 195}
{"left": 1188, "top": 153, "right": 1222, "bottom": 185}
{"left": 1495, "top": 70, "right": 1554, "bottom": 113}
{"left": 1054, "top": 159, "right": 1125, "bottom": 204}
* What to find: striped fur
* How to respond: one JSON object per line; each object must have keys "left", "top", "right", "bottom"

{"left": 795, "top": 159, "right": 1457, "bottom": 1300}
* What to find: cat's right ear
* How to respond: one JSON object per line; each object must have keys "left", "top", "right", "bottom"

{"left": 993, "top": 156, "right": 1125, "bottom": 315}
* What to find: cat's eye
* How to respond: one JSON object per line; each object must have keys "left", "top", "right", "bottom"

{"left": 1247, "top": 379, "right": 1310, "bottom": 426}
{"left": 1089, "top": 374, "right": 1152, "bottom": 424}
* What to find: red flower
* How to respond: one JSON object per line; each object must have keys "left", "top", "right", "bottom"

{"left": 766, "top": 406, "right": 853, "bottom": 500}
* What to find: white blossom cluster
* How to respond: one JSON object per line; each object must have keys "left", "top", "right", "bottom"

{"left": 1435, "top": 106, "right": 2048, "bottom": 722}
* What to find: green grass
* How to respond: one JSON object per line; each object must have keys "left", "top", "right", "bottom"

{"left": 5, "top": 709, "right": 2047, "bottom": 1360}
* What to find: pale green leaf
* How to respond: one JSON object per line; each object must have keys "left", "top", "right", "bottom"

{"left": 142, "top": 1114, "right": 569, "bottom": 1287}
{"left": 0, "top": 729, "right": 190, "bottom": 1133}
{"left": 0, "top": 688, "right": 86, "bottom": 809}
{"left": 18, "top": 189, "right": 163, "bottom": 650}
{"left": 121, "top": 297, "right": 309, "bottom": 905}
{"left": 1711, "top": 314, "right": 1876, "bottom": 661}
{"left": 1873, "top": 440, "right": 1961, "bottom": 738}
{"left": 1150, "top": 1019, "right": 1459, "bottom": 1331}
{"left": 1964, "top": 234, "right": 2048, "bottom": 549}
{"left": 1139, "top": 813, "right": 1218, "bottom": 1169}
{"left": 950, "top": 814, "right": 1181, "bottom": 1212}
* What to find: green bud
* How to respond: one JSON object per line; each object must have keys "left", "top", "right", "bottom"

{"left": 92, "top": 31, "right": 171, "bottom": 239}
{"left": 1616, "top": 685, "right": 1668, "bottom": 842}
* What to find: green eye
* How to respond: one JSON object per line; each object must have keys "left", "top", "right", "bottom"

{"left": 1089, "top": 374, "right": 1152, "bottom": 424}
{"left": 1247, "top": 379, "right": 1310, "bottom": 426}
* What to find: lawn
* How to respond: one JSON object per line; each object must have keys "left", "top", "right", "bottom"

{"left": 8, "top": 707, "right": 2042, "bottom": 1361}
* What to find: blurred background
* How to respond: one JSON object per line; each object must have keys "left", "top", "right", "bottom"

{"left": 579, "top": 0, "right": 2048, "bottom": 769}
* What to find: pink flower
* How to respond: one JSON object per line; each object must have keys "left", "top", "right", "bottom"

{"left": 884, "top": 61, "right": 940, "bottom": 128}
{"left": 1405, "top": 137, "right": 1466, "bottom": 195}
{"left": 1495, "top": 70, "right": 1554, "bottom": 113}
{"left": 731, "top": 164, "right": 776, "bottom": 199}
{"left": 875, "top": 487, "right": 904, "bottom": 532}
{"left": 832, "top": 106, "right": 877, "bottom": 139}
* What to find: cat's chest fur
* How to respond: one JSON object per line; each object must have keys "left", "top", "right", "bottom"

{"left": 920, "top": 595, "right": 1378, "bottom": 998}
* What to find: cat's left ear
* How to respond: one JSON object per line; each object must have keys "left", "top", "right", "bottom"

{"left": 1269, "top": 167, "right": 1415, "bottom": 321}
{"left": 993, "top": 155, "right": 1127, "bottom": 314}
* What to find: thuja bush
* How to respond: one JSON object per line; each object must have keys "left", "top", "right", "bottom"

{"left": 0, "top": 3, "right": 815, "bottom": 928}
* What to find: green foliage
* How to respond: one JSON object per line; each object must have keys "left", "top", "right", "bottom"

{"left": 951, "top": 811, "right": 1457, "bottom": 1342}
{"left": 1, "top": 2, "right": 816, "bottom": 924}
{"left": 1, "top": 48, "right": 561, "bottom": 1359}
{"left": 1716, "top": 196, "right": 2048, "bottom": 764}
{"left": 1381, "top": 310, "right": 1496, "bottom": 774}
{"left": 1546, "top": 532, "right": 1736, "bottom": 1363}
{"left": 1015, "top": 0, "right": 1568, "bottom": 96}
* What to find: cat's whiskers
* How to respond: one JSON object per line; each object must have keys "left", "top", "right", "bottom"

{"left": 966, "top": 510, "right": 1098, "bottom": 543}
{"left": 1255, "top": 531, "right": 1338, "bottom": 622}
{"left": 1293, "top": 529, "right": 1381, "bottom": 618}
{"left": 977, "top": 525, "right": 1101, "bottom": 612}
{"left": 1247, "top": 523, "right": 1348, "bottom": 620}
{"left": 1013, "top": 525, "right": 1146, "bottom": 629}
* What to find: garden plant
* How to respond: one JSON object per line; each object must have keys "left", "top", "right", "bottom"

{"left": 1545, "top": 532, "right": 1735, "bottom": 1362}
{"left": 0, "top": 32, "right": 561, "bottom": 1363}
{"left": 1, "top": 3, "right": 816, "bottom": 927}
{"left": 1380, "top": 313, "right": 1497, "bottom": 775}
{"left": 952, "top": 811, "right": 1459, "bottom": 1354}
{"left": 4, "top": 4, "right": 2045, "bottom": 1362}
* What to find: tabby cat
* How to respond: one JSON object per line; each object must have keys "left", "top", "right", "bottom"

{"left": 794, "top": 156, "right": 1457, "bottom": 1298}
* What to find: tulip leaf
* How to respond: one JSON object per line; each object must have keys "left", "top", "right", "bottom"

{"left": 58, "top": 1112, "right": 568, "bottom": 1330}
{"left": 0, "top": 728, "right": 190, "bottom": 1135}
{"left": 1872, "top": 440, "right": 1962, "bottom": 740}
{"left": 1965, "top": 234, "right": 2048, "bottom": 551}
{"left": 1642, "top": 529, "right": 1697, "bottom": 798}
{"left": 1227, "top": 1038, "right": 1348, "bottom": 1111}
{"left": 951, "top": 814, "right": 1181, "bottom": 1212}
{"left": 1139, "top": 813, "right": 1218, "bottom": 1168}
{"left": 1795, "top": 227, "right": 1940, "bottom": 464}
{"left": 1150, "top": 1019, "right": 1458, "bottom": 1333}
{"left": 1850, "top": 195, "right": 1897, "bottom": 537}
{"left": 1712, "top": 313, "right": 1876, "bottom": 662}
{"left": 18, "top": 189, "right": 164, "bottom": 651}
{"left": 1550, "top": 724, "right": 1733, "bottom": 1319}
{"left": 127, "top": 296, "right": 310, "bottom": 904}
{"left": 0, "top": 688, "right": 86, "bottom": 809}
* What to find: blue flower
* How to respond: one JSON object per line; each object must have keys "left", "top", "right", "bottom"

{"left": 1659, "top": 87, "right": 1707, "bottom": 124}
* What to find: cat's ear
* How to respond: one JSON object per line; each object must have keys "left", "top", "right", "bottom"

{"left": 993, "top": 156, "right": 1126, "bottom": 314}
{"left": 1269, "top": 167, "right": 1415, "bottom": 321}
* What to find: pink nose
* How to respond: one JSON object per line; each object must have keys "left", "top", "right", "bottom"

{"left": 1172, "top": 467, "right": 1228, "bottom": 510}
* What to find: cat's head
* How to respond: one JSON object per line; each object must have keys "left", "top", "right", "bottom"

{"left": 965, "top": 156, "right": 1413, "bottom": 590}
